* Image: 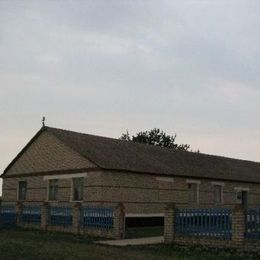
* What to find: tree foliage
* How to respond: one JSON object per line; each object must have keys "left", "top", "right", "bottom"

{"left": 120, "top": 128, "right": 192, "bottom": 151}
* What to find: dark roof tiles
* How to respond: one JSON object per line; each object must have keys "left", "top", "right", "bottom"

{"left": 47, "top": 126, "right": 260, "bottom": 183}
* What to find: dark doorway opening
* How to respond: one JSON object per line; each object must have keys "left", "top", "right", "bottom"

{"left": 125, "top": 216, "right": 164, "bottom": 239}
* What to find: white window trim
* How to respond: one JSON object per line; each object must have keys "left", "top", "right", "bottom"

{"left": 187, "top": 180, "right": 200, "bottom": 204}
{"left": 211, "top": 181, "right": 225, "bottom": 186}
{"left": 234, "top": 187, "right": 250, "bottom": 191}
{"left": 44, "top": 173, "right": 88, "bottom": 181}
{"left": 126, "top": 213, "right": 164, "bottom": 218}
{"left": 156, "top": 177, "right": 174, "bottom": 183}
{"left": 70, "top": 177, "right": 84, "bottom": 202}
{"left": 186, "top": 179, "right": 201, "bottom": 184}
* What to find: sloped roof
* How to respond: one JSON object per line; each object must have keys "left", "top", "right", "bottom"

{"left": 43, "top": 126, "right": 260, "bottom": 183}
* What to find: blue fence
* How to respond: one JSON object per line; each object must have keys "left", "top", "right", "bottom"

{"left": 21, "top": 206, "right": 41, "bottom": 224}
{"left": 0, "top": 204, "right": 16, "bottom": 228}
{"left": 49, "top": 207, "right": 72, "bottom": 227}
{"left": 81, "top": 207, "right": 113, "bottom": 229}
{"left": 175, "top": 208, "right": 232, "bottom": 239}
{"left": 245, "top": 209, "right": 260, "bottom": 239}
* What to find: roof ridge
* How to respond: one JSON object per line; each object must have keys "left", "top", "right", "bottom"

{"left": 47, "top": 126, "right": 123, "bottom": 142}
{"left": 46, "top": 126, "right": 260, "bottom": 165}
{"left": 46, "top": 126, "right": 185, "bottom": 154}
{"left": 2, "top": 125, "right": 260, "bottom": 183}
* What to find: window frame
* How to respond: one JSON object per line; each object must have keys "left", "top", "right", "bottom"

{"left": 17, "top": 181, "right": 27, "bottom": 201}
{"left": 47, "top": 179, "right": 59, "bottom": 202}
{"left": 213, "top": 185, "right": 223, "bottom": 205}
{"left": 186, "top": 180, "right": 200, "bottom": 204}
{"left": 236, "top": 190, "right": 243, "bottom": 203}
{"left": 211, "top": 182, "right": 224, "bottom": 205}
{"left": 235, "top": 187, "right": 249, "bottom": 206}
{"left": 71, "top": 177, "right": 84, "bottom": 202}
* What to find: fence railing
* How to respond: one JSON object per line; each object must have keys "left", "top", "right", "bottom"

{"left": 0, "top": 204, "right": 16, "bottom": 227}
{"left": 175, "top": 208, "right": 232, "bottom": 240}
{"left": 21, "top": 206, "right": 41, "bottom": 224}
{"left": 0, "top": 203, "right": 123, "bottom": 239}
{"left": 49, "top": 206, "right": 73, "bottom": 227}
{"left": 245, "top": 209, "right": 260, "bottom": 239}
{"left": 81, "top": 207, "right": 113, "bottom": 229}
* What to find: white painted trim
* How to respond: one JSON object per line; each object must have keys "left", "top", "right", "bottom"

{"left": 156, "top": 177, "right": 174, "bottom": 183}
{"left": 125, "top": 213, "right": 164, "bottom": 218}
{"left": 211, "top": 181, "right": 225, "bottom": 186}
{"left": 43, "top": 173, "right": 88, "bottom": 181}
{"left": 234, "top": 187, "right": 250, "bottom": 191}
{"left": 186, "top": 179, "right": 201, "bottom": 184}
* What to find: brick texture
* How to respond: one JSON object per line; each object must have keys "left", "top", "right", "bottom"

{"left": 2, "top": 170, "right": 260, "bottom": 214}
{"left": 164, "top": 203, "right": 175, "bottom": 244}
{"left": 164, "top": 205, "right": 260, "bottom": 252}
{"left": 2, "top": 132, "right": 260, "bottom": 214}
{"left": 5, "top": 131, "right": 96, "bottom": 176}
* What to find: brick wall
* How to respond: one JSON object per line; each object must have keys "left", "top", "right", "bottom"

{"left": 2, "top": 129, "right": 259, "bottom": 214}
{"left": 5, "top": 131, "right": 96, "bottom": 176}
{"left": 164, "top": 204, "right": 260, "bottom": 252}
{"left": 98, "top": 171, "right": 260, "bottom": 212}
{"left": 2, "top": 170, "right": 260, "bottom": 214}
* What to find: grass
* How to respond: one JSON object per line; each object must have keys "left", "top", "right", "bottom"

{"left": 0, "top": 228, "right": 259, "bottom": 260}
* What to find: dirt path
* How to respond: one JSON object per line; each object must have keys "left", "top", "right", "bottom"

{"left": 96, "top": 236, "right": 164, "bottom": 246}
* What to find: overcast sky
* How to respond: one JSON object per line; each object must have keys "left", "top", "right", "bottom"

{"left": 1, "top": 0, "right": 260, "bottom": 195}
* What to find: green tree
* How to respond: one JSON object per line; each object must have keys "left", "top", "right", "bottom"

{"left": 119, "top": 130, "right": 131, "bottom": 141}
{"left": 120, "top": 128, "right": 193, "bottom": 151}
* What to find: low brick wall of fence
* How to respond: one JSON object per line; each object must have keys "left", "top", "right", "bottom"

{"left": 0, "top": 202, "right": 125, "bottom": 239}
{"left": 164, "top": 204, "right": 260, "bottom": 252}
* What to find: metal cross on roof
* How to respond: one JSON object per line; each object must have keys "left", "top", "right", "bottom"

{"left": 42, "top": 116, "right": 46, "bottom": 127}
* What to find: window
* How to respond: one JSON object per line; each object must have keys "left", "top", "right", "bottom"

{"left": 188, "top": 183, "right": 198, "bottom": 203}
{"left": 18, "top": 181, "right": 27, "bottom": 201}
{"left": 48, "top": 179, "right": 58, "bottom": 201}
{"left": 236, "top": 190, "right": 248, "bottom": 207}
{"left": 236, "top": 191, "right": 242, "bottom": 203}
{"left": 72, "top": 178, "right": 84, "bottom": 201}
{"left": 214, "top": 185, "right": 223, "bottom": 204}
{"left": 235, "top": 187, "right": 249, "bottom": 207}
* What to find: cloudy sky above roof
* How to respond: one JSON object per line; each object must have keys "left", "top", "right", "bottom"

{"left": 1, "top": 0, "right": 260, "bottom": 193}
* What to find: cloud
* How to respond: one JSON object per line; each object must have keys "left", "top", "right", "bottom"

{"left": 0, "top": 0, "right": 260, "bottom": 195}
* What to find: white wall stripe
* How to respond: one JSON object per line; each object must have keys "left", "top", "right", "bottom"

{"left": 43, "top": 173, "right": 88, "bottom": 180}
